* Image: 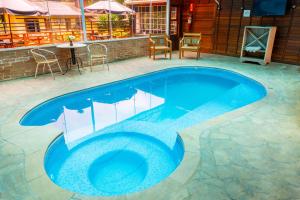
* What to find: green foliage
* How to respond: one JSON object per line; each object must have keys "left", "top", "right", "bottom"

{"left": 114, "top": 0, "right": 125, "bottom": 4}
{"left": 98, "top": 14, "right": 120, "bottom": 22}
{"left": 98, "top": 14, "right": 121, "bottom": 30}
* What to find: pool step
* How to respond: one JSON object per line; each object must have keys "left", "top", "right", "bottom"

{"left": 170, "top": 84, "right": 263, "bottom": 130}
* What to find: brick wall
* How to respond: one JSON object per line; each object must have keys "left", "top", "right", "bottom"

{"left": 0, "top": 37, "right": 148, "bottom": 81}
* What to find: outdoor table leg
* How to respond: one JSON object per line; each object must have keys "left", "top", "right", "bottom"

{"left": 63, "top": 48, "right": 82, "bottom": 75}
{"left": 63, "top": 58, "right": 70, "bottom": 75}
{"left": 57, "top": 43, "right": 86, "bottom": 75}
{"left": 70, "top": 48, "right": 76, "bottom": 65}
{"left": 77, "top": 57, "right": 83, "bottom": 66}
{"left": 76, "top": 57, "right": 82, "bottom": 75}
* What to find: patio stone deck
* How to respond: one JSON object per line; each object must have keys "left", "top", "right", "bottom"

{"left": 1, "top": 53, "right": 300, "bottom": 200}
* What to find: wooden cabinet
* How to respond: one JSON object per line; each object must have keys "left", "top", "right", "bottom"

{"left": 240, "top": 26, "right": 277, "bottom": 65}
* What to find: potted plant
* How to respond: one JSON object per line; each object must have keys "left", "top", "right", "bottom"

{"left": 68, "top": 35, "right": 76, "bottom": 46}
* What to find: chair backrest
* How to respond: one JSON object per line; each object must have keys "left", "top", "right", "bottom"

{"left": 183, "top": 33, "right": 201, "bottom": 46}
{"left": 149, "top": 34, "right": 169, "bottom": 46}
{"left": 87, "top": 43, "right": 108, "bottom": 56}
{"left": 31, "top": 49, "right": 48, "bottom": 63}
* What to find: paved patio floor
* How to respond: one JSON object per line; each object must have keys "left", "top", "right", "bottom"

{"left": 1, "top": 53, "right": 300, "bottom": 200}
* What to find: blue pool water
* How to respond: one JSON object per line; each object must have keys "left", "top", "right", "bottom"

{"left": 20, "top": 67, "right": 266, "bottom": 196}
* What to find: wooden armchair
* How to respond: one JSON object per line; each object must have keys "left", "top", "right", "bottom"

{"left": 149, "top": 34, "right": 172, "bottom": 60}
{"left": 179, "top": 33, "right": 202, "bottom": 59}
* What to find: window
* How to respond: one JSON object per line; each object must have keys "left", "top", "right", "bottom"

{"left": 44, "top": 18, "right": 51, "bottom": 31}
{"left": 133, "top": 3, "right": 167, "bottom": 35}
{"left": 0, "top": 0, "right": 170, "bottom": 47}
{"left": 0, "top": 15, "right": 6, "bottom": 34}
{"left": 25, "top": 19, "right": 40, "bottom": 32}
{"left": 170, "top": 7, "right": 178, "bottom": 35}
{"left": 65, "top": 18, "right": 71, "bottom": 30}
{"left": 75, "top": 18, "right": 81, "bottom": 29}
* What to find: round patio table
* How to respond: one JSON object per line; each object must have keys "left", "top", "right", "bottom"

{"left": 56, "top": 43, "right": 87, "bottom": 75}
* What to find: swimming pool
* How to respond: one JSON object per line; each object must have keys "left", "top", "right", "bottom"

{"left": 20, "top": 67, "right": 266, "bottom": 196}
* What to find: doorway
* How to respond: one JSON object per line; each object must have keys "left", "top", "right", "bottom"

{"left": 171, "top": 1, "right": 217, "bottom": 52}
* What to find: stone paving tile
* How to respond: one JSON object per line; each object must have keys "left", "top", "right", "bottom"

{"left": 0, "top": 53, "right": 300, "bottom": 200}
{"left": 0, "top": 140, "right": 37, "bottom": 200}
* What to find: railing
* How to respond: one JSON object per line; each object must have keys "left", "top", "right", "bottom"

{"left": 86, "top": 20, "right": 134, "bottom": 40}
{"left": 0, "top": 18, "right": 168, "bottom": 48}
{"left": 0, "top": 20, "right": 134, "bottom": 48}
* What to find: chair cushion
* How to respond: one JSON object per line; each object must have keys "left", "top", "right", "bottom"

{"left": 184, "top": 37, "right": 200, "bottom": 45}
{"left": 150, "top": 45, "right": 170, "bottom": 50}
{"left": 181, "top": 46, "right": 199, "bottom": 51}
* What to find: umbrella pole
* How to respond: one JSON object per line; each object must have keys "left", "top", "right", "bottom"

{"left": 107, "top": 13, "right": 110, "bottom": 38}
{"left": 150, "top": 0, "right": 152, "bottom": 34}
{"left": 8, "top": 14, "right": 13, "bottom": 46}
{"left": 108, "top": 0, "right": 113, "bottom": 39}
{"left": 46, "top": 0, "right": 53, "bottom": 43}
{"left": 79, "top": 0, "right": 87, "bottom": 42}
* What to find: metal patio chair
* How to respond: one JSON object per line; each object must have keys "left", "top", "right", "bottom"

{"left": 87, "top": 43, "right": 109, "bottom": 72}
{"left": 31, "top": 48, "right": 63, "bottom": 79}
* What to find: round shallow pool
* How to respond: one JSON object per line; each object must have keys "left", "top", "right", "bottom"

{"left": 44, "top": 132, "right": 184, "bottom": 196}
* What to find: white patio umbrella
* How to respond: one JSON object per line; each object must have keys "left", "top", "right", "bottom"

{"left": 85, "top": 0, "right": 135, "bottom": 39}
{"left": 33, "top": 1, "right": 81, "bottom": 16}
{"left": 85, "top": 0, "right": 135, "bottom": 15}
{"left": 0, "top": 0, "right": 46, "bottom": 15}
{"left": 0, "top": 0, "right": 47, "bottom": 45}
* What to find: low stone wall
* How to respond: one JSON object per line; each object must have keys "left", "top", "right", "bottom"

{"left": 0, "top": 37, "right": 148, "bottom": 81}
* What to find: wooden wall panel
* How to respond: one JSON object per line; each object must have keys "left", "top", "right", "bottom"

{"left": 173, "top": 0, "right": 300, "bottom": 65}
{"left": 215, "top": 0, "right": 300, "bottom": 64}
{"left": 181, "top": 1, "right": 216, "bottom": 52}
